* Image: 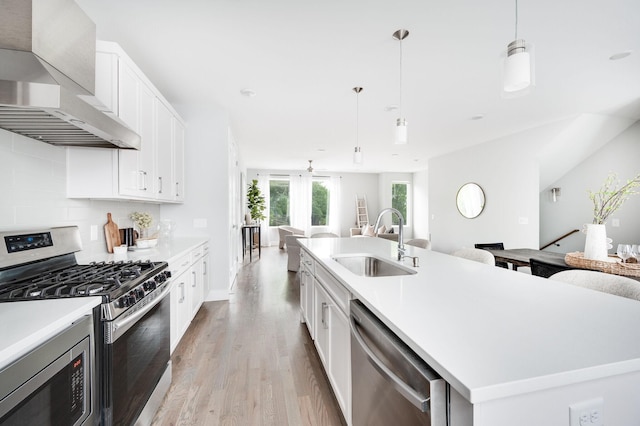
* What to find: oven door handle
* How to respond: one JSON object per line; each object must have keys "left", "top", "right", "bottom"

{"left": 111, "top": 283, "right": 172, "bottom": 341}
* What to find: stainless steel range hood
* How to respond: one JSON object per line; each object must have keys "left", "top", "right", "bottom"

{"left": 0, "top": 0, "right": 140, "bottom": 150}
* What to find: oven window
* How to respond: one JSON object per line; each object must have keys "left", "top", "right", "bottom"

{"left": 112, "top": 295, "right": 170, "bottom": 426}
{"left": 1, "top": 353, "right": 85, "bottom": 426}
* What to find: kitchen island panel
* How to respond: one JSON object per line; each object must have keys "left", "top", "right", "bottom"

{"left": 299, "top": 237, "right": 640, "bottom": 407}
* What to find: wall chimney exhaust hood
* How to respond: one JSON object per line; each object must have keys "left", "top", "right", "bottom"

{"left": 0, "top": 0, "right": 140, "bottom": 150}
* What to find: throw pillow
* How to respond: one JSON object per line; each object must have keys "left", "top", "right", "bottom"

{"left": 363, "top": 224, "right": 376, "bottom": 237}
{"left": 377, "top": 225, "right": 387, "bottom": 234}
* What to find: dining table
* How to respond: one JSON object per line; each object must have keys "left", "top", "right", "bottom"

{"left": 484, "top": 248, "right": 568, "bottom": 270}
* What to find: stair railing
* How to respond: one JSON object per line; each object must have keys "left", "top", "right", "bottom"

{"left": 540, "top": 229, "right": 580, "bottom": 250}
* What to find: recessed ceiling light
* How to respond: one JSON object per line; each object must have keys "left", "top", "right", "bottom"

{"left": 317, "top": 148, "right": 326, "bottom": 152}
{"left": 391, "top": 153, "right": 399, "bottom": 157}
{"left": 240, "top": 88, "right": 256, "bottom": 97}
{"left": 609, "top": 51, "right": 632, "bottom": 61}
{"left": 471, "top": 114, "right": 484, "bottom": 120}
{"left": 385, "top": 105, "right": 399, "bottom": 112}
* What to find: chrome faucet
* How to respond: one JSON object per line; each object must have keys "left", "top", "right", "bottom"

{"left": 373, "top": 208, "right": 405, "bottom": 260}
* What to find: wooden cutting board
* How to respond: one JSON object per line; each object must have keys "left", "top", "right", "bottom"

{"left": 104, "top": 213, "right": 121, "bottom": 253}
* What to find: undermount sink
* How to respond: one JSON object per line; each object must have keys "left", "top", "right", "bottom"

{"left": 332, "top": 255, "right": 417, "bottom": 277}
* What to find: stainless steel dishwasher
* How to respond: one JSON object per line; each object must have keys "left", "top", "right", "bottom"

{"left": 350, "top": 300, "right": 448, "bottom": 426}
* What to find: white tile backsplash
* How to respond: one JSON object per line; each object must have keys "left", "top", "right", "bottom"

{"left": 0, "top": 129, "right": 160, "bottom": 256}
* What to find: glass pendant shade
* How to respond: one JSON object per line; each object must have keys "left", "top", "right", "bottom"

{"left": 395, "top": 118, "right": 408, "bottom": 145}
{"left": 353, "top": 146, "right": 363, "bottom": 164}
{"left": 503, "top": 39, "right": 531, "bottom": 92}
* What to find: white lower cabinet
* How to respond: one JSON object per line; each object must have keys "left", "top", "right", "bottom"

{"left": 169, "top": 242, "right": 209, "bottom": 354}
{"left": 190, "top": 256, "right": 204, "bottom": 318}
{"left": 299, "top": 262, "right": 315, "bottom": 339}
{"left": 302, "top": 248, "right": 351, "bottom": 425}
{"left": 171, "top": 270, "right": 191, "bottom": 353}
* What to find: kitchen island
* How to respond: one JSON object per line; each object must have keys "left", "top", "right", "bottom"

{"left": 299, "top": 237, "right": 640, "bottom": 426}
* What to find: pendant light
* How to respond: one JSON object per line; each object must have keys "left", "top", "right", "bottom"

{"left": 306, "top": 160, "right": 314, "bottom": 173}
{"left": 503, "top": 0, "right": 534, "bottom": 94}
{"left": 393, "top": 29, "right": 409, "bottom": 145}
{"left": 353, "top": 87, "right": 363, "bottom": 164}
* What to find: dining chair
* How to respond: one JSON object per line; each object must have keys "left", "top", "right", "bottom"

{"left": 452, "top": 248, "right": 496, "bottom": 265}
{"left": 474, "top": 242, "right": 510, "bottom": 269}
{"left": 405, "top": 239, "right": 431, "bottom": 250}
{"left": 529, "top": 258, "right": 576, "bottom": 278}
{"left": 549, "top": 270, "right": 640, "bottom": 301}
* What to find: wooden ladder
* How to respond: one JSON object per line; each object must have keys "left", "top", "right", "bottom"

{"left": 355, "top": 195, "right": 369, "bottom": 227}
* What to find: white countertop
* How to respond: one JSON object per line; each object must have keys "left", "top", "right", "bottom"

{"left": 75, "top": 237, "right": 207, "bottom": 265}
{"left": 0, "top": 238, "right": 206, "bottom": 370}
{"left": 0, "top": 297, "right": 102, "bottom": 369}
{"left": 299, "top": 237, "right": 640, "bottom": 404}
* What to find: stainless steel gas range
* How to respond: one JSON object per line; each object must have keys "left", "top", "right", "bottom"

{"left": 0, "top": 226, "right": 173, "bottom": 426}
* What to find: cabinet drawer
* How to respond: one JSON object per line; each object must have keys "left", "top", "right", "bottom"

{"left": 191, "top": 245, "right": 204, "bottom": 262}
{"left": 315, "top": 263, "right": 351, "bottom": 315}
{"left": 300, "top": 249, "right": 315, "bottom": 275}
{"left": 169, "top": 253, "right": 191, "bottom": 278}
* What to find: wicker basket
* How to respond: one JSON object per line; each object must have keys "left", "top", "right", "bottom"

{"left": 565, "top": 252, "right": 640, "bottom": 278}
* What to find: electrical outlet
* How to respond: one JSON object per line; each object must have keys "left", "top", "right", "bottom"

{"left": 569, "top": 398, "right": 603, "bottom": 426}
{"left": 90, "top": 225, "right": 98, "bottom": 241}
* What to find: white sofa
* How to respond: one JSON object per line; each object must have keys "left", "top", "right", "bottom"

{"left": 278, "top": 226, "right": 304, "bottom": 249}
{"left": 349, "top": 226, "right": 399, "bottom": 242}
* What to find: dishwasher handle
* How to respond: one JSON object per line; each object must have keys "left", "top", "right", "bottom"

{"left": 350, "top": 314, "right": 431, "bottom": 412}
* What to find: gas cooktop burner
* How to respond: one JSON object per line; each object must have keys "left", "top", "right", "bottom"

{"left": 0, "top": 259, "right": 165, "bottom": 302}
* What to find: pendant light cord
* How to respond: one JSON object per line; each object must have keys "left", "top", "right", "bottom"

{"left": 514, "top": 0, "right": 519, "bottom": 39}
{"left": 356, "top": 90, "right": 360, "bottom": 149}
{"left": 399, "top": 38, "right": 403, "bottom": 118}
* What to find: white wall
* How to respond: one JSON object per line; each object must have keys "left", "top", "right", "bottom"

{"left": 428, "top": 133, "right": 539, "bottom": 254}
{"left": 540, "top": 121, "right": 640, "bottom": 254}
{"left": 246, "top": 170, "right": 379, "bottom": 239}
{"left": 0, "top": 129, "right": 160, "bottom": 255}
{"left": 340, "top": 172, "right": 379, "bottom": 235}
{"left": 413, "top": 169, "right": 429, "bottom": 240}
{"left": 160, "top": 103, "right": 232, "bottom": 301}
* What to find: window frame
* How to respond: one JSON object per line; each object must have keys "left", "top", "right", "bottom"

{"left": 310, "top": 177, "right": 331, "bottom": 228}
{"left": 268, "top": 177, "right": 291, "bottom": 227}
{"left": 391, "top": 181, "right": 410, "bottom": 227}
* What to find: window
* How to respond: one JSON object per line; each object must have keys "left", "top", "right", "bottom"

{"left": 269, "top": 179, "right": 290, "bottom": 226}
{"left": 391, "top": 182, "right": 409, "bottom": 225}
{"left": 311, "top": 179, "right": 330, "bottom": 226}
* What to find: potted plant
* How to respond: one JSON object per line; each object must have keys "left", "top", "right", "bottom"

{"left": 584, "top": 172, "right": 640, "bottom": 260}
{"left": 246, "top": 179, "right": 266, "bottom": 224}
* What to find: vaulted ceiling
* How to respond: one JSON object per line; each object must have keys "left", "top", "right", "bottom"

{"left": 77, "top": 0, "right": 640, "bottom": 174}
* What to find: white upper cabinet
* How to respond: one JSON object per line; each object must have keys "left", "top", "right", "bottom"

{"left": 173, "top": 119, "right": 185, "bottom": 202}
{"left": 154, "top": 99, "right": 173, "bottom": 201}
{"left": 67, "top": 41, "right": 185, "bottom": 203}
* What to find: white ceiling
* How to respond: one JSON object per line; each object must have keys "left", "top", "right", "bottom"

{"left": 76, "top": 0, "right": 640, "bottom": 174}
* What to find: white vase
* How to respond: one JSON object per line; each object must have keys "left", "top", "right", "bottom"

{"left": 583, "top": 224, "right": 612, "bottom": 261}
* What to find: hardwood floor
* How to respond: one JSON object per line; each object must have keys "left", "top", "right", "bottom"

{"left": 152, "top": 247, "right": 345, "bottom": 426}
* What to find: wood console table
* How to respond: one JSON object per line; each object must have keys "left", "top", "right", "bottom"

{"left": 241, "top": 225, "right": 261, "bottom": 261}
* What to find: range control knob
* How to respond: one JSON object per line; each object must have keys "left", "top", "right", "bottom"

{"left": 144, "top": 280, "right": 157, "bottom": 291}
{"left": 135, "top": 288, "right": 145, "bottom": 299}
{"left": 117, "top": 297, "right": 129, "bottom": 309}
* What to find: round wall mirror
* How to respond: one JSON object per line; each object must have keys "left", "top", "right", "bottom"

{"left": 456, "top": 183, "right": 485, "bottom": 219}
